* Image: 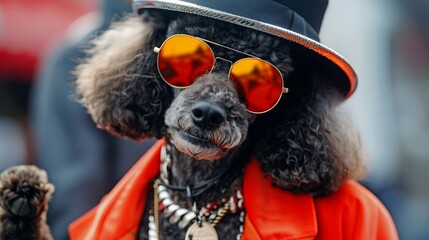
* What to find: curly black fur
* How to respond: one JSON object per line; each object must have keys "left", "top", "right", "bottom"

{"left": 75, "top": 13, "right": 174, "bottom": 140}
{"left": 106, "top": 48, "right": 174, "bottom": 139}
{"left": 257, "top": 90, "right": 342, "bottom": 195}
{"left": 105, "top": 13, "right": 173, "bottom": 138}
{"left": 167, "top": 13, "right": 293, "bottom": 75}
{"left": 0, "top": 165, "right": 54, "bottom": 240}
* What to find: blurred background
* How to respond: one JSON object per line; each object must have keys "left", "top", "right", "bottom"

{"left": 0, "top": 0, "right": 96, "bottom": 168}
{"left": 0, "top": 0, "right": 428, "bottom": 239}
{"left": 322, "top": 0, "right": 429, "bottom": 239}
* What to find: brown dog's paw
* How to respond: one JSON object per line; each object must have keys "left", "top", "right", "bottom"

{"left": 0, "top": 165, "right": 54, "bottom": 218}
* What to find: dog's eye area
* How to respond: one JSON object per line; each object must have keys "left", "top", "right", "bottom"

{"left": 229, "top": 58, "right": 284, "bottom": 113}
{"left": 157, "top": 35, "right": 215, "bottom": 88}
{"left": 156, "top": 35, "right": 288, "bottom": 114}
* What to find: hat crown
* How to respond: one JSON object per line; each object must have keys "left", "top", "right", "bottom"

{"left": 274, "top": 0, "right": 328, "bottom": 33}
{"left": 164, "top": 0, "right": 325, "bottom": 41}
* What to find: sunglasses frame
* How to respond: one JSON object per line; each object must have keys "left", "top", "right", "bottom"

{"left": 154, "top": 34, "right": 289, "bottom": 114}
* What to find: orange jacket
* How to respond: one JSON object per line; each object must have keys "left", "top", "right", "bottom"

{"left": 69, "top": 140, "right": 398, "bottom": 240}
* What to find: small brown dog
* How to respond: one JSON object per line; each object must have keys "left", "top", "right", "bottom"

{"left": 0, "top": 165, "right": 54, "bottom": 240}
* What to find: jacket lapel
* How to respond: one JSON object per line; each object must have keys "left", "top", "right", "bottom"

{"left": 242, "top": 160, "right": 318, "bottom": 240}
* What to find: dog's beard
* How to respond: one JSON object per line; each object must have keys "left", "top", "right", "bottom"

{"left": 166, "top": 114, "right": 245, "bottom": 160}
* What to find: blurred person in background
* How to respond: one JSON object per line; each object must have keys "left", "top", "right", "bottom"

{"left": 0, "top": 0, "right": 94, "bottom": 170}
{"left": 31, "top": 0, "right": 154, "bottom": 239}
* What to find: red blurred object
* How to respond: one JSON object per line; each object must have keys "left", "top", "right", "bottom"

{"left": 0, "top": 0, "right": 96, "bottom": 82}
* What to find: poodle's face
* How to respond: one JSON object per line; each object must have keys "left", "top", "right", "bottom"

{"left": 157, "top": 15, "right": 290, "bottom": 160}
{"left": 161, "top": 15, "right": 293, "bottom": 160}
{"left": 164, "top": 73, "right": 253, "bottom": 160}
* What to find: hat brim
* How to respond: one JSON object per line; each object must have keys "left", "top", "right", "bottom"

{"left": 133, "top": 0, "right": 357, "bottom": 100}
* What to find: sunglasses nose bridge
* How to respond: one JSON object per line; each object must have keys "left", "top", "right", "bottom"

{"left": 209, "top": 57, "right": 234, "bottom": 74}
{"left": 214, "top": 57, "right": 233, "bottom": 64}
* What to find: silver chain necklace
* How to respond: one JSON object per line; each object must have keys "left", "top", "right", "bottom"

{"left": 147, "top": 145, "right": 245, "bottom": 240}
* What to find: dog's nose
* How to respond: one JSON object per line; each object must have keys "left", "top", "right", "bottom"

{"left": 191, "top": 101, "right": 226, "bottom": 130}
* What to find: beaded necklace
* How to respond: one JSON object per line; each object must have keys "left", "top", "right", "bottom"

{"left": 148, "top": 145, "right": 245, "bottom": 240}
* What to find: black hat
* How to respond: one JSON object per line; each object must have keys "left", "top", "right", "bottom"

{"left": 133, "top": 0, "right": 357, "bottom": 99}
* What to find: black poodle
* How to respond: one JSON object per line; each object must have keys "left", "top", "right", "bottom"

{"left": 0, "top": 165, "right": 54, "bottom": 240}
{"left": 72, "top": 6, "right": 369, "bottom": 240}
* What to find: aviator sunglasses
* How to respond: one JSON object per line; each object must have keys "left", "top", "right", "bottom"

{"left": 154, "top": 34, "right": 289, "bottom": 114}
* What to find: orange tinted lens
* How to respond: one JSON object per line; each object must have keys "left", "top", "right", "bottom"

{"left": 158, "top": 35, "right": 214, "bottom": 87}
{"left": 230, "top": 58, "right": 283, "bottom": 113}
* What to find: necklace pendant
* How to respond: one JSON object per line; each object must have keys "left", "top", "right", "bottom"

{"left": 185, "top": 221, "right": 218, "bottom": 240}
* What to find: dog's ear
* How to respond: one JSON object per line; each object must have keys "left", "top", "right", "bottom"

{"left": 75, "top": 13, "right": 173, "bottom": 140}
{"left": 255, "top": 87, "right": 367, "bottom": 196}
